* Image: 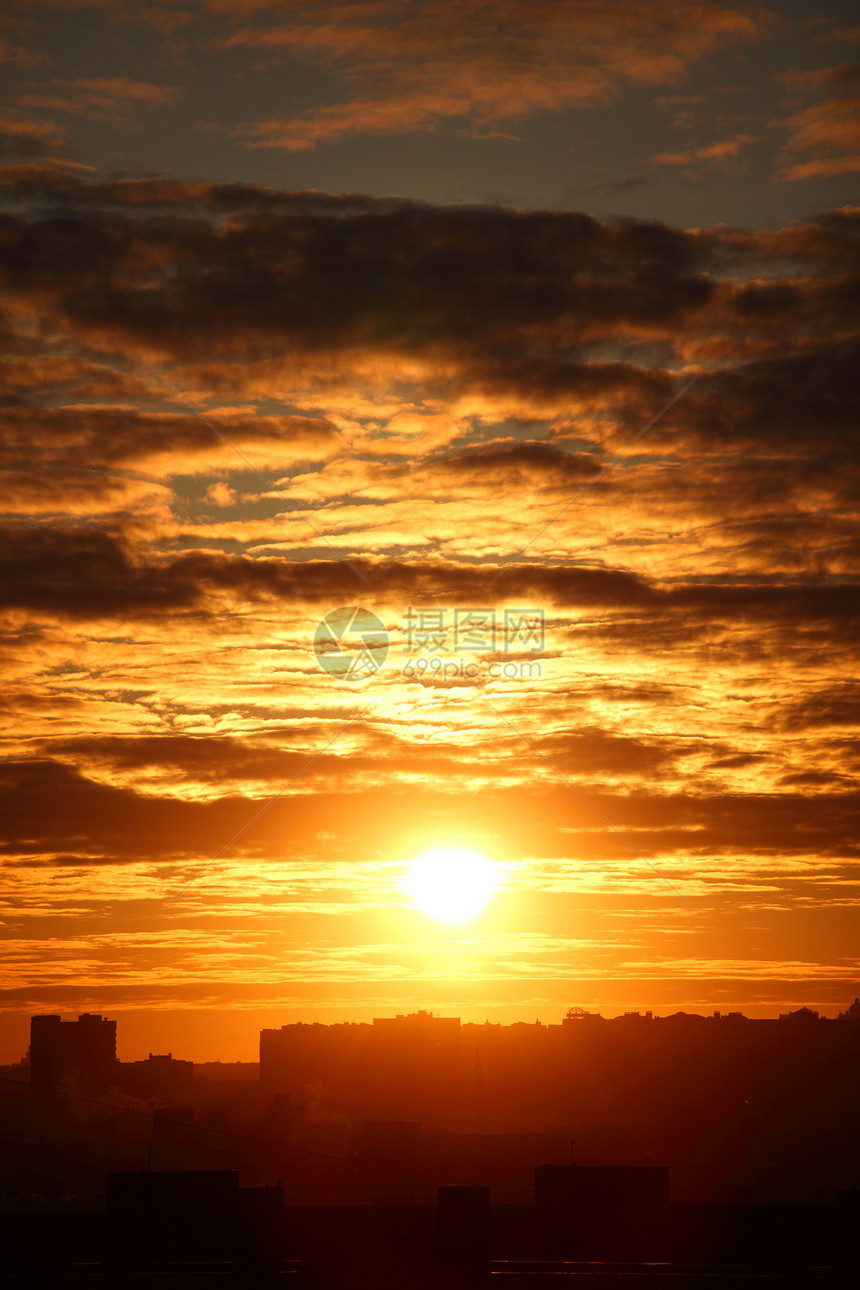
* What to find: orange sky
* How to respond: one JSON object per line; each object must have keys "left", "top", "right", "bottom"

{"left": 1, "top": 1, "right": 858, "bottom": 1061}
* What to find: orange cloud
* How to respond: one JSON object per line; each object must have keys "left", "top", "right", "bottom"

{"left": 224, "top": 0, "right": 764, "bottom": 148}
{"left": 0, "top": 13, "right": 47, "bottom": 68}
{"left": 776, "top": 62, "right": 860, "bottom": 181}
{"left": 0, "top": 112, "right": 68, "bottom": 158}
{"left": 648, "top": 132, "right": 760, "bottom": 168}
{"left": 15, "top": 76, "right": 183, "bottom": 122}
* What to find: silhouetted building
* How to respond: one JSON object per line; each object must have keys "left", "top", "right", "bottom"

{"left": 264, "top": 1091, "right": 303, "bottom": 1132}
{"left": 260, "top": 1019, "right": 370, "bottom": 1092}
{"left": 564, "top": 1006, "right": 602, "bottom": 1023}
{"left": 149, "top": 1106, "right": 199, "bottom": 1168}
{"left": 372, "top": 1009, "right": 460, "bottom": 1044}
{"left": 260, "top": 1011, "right": 463, "bottom": 1126}
{"left": 117, "top": 1052, "right": 193, "bottom": 1102}
{"left": 29, "top": 1013, "right": 116, "bottom": 1093}
{"left": 437, "top": 1184, "right": 490, "bottom": 1281}
{"left": 107, "top": 1167, "right": 239, "bottom": 1220}
{"left": 194, "top": 1060, "right": 259, "bottom": 1081}
{"left": 106, "top": 1170, "right": 285, "bottom": 1268}
{"left": 535, "top": 1164, "right": 670, "bottom": 1210}
{"left": 350, "top": 1121, "right": 568, "bottom": 1201}
{"left": 355, "top": 1119, "right": 422, "bottom": 1159}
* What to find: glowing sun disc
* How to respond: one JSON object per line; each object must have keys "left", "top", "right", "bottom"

{"left": 404, "top": 846, "right": 497, "bottom": 924}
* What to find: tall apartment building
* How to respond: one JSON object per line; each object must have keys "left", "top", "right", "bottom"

{"left": 29, "top": 1012, "right": 117, "bottom": 1094}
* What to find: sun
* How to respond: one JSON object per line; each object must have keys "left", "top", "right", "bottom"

{"left": 403, "top": 846, "right": 498, "bottom": 925}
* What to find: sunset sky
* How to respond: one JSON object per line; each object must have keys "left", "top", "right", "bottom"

{"left": 1, "top": 0, "right": 859, "bottom": 1061}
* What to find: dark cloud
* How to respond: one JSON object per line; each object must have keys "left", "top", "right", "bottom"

{"left": 0, "top": 181, "right": 711, "bottom": 375}
{"left": 781, "top": 684, "right": 860, "bottom": 731}
{"left": 436, "top": 441, "right": 604, "bottom": 485}
{"left": 2, "top": 522, "right": 858, "bottom": 654}
{"left": 709, "top": 754, "right": 769, "bottom": 770}
{"left": 0, "top": 525, "right": 199, "bottom": 617}
{"left": 0, "top": 177, "right": 854, "bottom": 474}
{"left": 0, "top": 404, "right": 337, "bottom": 472}
{"left": 2, "top": 753, "right": 858, "bottom": 874}
{"left": 44, "top": 732, "right": 349, "bottom": 784}
{"left": 0, "top": 119, "right": 67, "bottom": 161}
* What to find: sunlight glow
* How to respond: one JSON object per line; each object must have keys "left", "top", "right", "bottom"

{"left": 403, "top": 846, "right": 498, "bottom": 924}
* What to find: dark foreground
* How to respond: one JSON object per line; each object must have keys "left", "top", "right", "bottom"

{"left": 1, "top": 1181, "right": 857, "bottom": 1290}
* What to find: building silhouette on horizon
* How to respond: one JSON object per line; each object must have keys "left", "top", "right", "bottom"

{"left": 29, "top": 1012, "right": 116, "bottom": 1094}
